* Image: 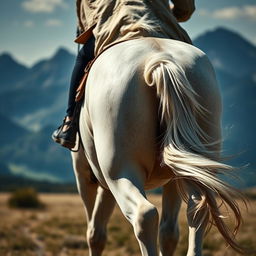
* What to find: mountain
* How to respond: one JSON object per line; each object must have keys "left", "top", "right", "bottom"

{"left": 0, "top": 162, "right": 12, "bottom": 176}
{"left": 194, "top": 27, "right": 256, "bottom": 78}
{"left": 0, "top": 125, "right": 74, "bottom": 182}
{"left": 194, "top": 28, "right": 256, "bottom": 143}
{"left": 0, "top": 174, "right": 77, "bottom": 193}
{"left": 0, "top": 48, "right": 75, "bottom": 130}
{"left": 0, "top": 28, "right": 255, "bottom": 188}
{"left": 0, "top": 113, "right": 29, "bottom": 146}
{"left": 0, "top": 47, "right": 76, "bottom": 184}
{"left": 194, "top": 27, "right": 256, "bottom": 187}
{"left": 0, "top": 53, "right": 29, "bottom": 92}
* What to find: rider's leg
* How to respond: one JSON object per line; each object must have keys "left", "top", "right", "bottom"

{"left": 159, "top": 180, "right": 182, "bottom": 256}
{"left": 66, "top": 36, "right": 95, "bottom": 119}
{"left": 71, "top": 148, "right": 115, "bottom": 256}
{"left": 52, "top": 36, "right": 95, "bottom": 148}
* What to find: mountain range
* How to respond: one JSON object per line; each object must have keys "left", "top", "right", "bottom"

{"left": 0, "top": 27, "right": 255, "bottom": 188}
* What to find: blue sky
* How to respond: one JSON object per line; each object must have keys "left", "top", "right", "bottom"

{"left": 1, "top": 0, "right": 256, "bottom": 66}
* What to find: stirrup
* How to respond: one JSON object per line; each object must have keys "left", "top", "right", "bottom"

{"left": 52, "top": 117, "right": 77, "bottom": 149}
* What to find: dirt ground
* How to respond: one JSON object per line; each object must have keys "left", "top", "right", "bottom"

{"left": 0, "top": 192, "right": 255, "bottom": 256}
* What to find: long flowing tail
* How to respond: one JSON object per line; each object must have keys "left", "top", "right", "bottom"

{"left": 144, "top": 52, "right": 246, "bottom": 253}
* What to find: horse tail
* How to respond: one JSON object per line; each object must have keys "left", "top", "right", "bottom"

{"left": 143, "top": 52, "right": 245, "bottom": 253}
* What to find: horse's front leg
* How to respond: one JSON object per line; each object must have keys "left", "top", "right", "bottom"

{"left": 159, "top": 180, "right": 181, "bottom": 256}
{"left": 71, "top": 148, "right": 115, "bottom": 256}
{"left": 87, "top": 186, "right": 115, "bottom": 256}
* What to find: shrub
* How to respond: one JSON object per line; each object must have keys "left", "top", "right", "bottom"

{"left": 62, "top": 235, "right": 87, "bottom": 249}
{"left": 8, "top": 187, "right": 45, "bottom": 209}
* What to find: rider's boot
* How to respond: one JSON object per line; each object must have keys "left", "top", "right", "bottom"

{"left": 52, "top": 116, "right": 77, "bottom": 149}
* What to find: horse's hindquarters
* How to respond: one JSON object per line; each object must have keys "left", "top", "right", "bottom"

{"left": 80, "top": 37, "right": 221, "bottom": 189}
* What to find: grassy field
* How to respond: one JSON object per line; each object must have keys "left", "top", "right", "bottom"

{"left": 0, "top": 192, "right": 255, "bottom": 256}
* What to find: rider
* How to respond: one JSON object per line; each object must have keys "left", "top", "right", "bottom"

{"left": 52, "top": 0, "right": 96, "bottom": 149}
{"left": 52, "top": 0, "right": 195, "bottom": 149}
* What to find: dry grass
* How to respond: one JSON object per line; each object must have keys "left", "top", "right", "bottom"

{"left": 0, "top": 192, "right": 255, "bottom": 256}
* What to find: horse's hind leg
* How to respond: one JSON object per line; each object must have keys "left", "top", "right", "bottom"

{"left": 86, "top": 54, "right": 160, "bottom": 255}
{"left": 184, "top": 182, "right": 210, "bottom": 256}
{"left": 185, "top": 61, "right": 222, "bottom": 256}
{"left": 159, "top": 180, "right": 182, "bottom": 256}
{"left": 184, "top": 139, "right": 220, "bottom": 255}
{"left": 84, "top": 121, "right": 160, "bottom": 256}
{"left": 103, "top": 164, "right": 159, "bottom": 256}
{"left": 71, "top": 148, "right": 115, "bottom": 256}
{"left": 185, "top": 130, "right": 221, "bottom": 256}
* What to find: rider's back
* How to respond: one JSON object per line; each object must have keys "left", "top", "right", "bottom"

{"left": 79, "top": 0, "right": 195, "bottom": 55}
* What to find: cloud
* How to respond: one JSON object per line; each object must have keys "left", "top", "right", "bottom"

{"left": 22, "top": 0, "right": 67, "bottom": 13}
{"left": 199, "top": 5, "right": 256, "bottom": 21}
{"left": 45, "top": 19, "right": 62, "bottom": 27}
{"left": 212, "top": 7, "right": 242, "bottom": 20}
{"left": 24, "top": 20, "right": 35, "bottom": 28}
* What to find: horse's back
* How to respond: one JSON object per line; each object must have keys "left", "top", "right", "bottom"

{"left": 88, "top": 37, "right": 219, "bottom": 101}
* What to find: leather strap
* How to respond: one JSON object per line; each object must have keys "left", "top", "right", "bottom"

{"left": 74, "top": 25, "right": 96, "bottom": 44}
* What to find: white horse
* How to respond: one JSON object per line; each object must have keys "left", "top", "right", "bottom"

{"left": 71, "top": 37, "right": 244, "bottom": 256}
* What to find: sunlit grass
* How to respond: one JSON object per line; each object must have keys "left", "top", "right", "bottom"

{"left": 0, "top": 192, "right": 255, "bottom": 256}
